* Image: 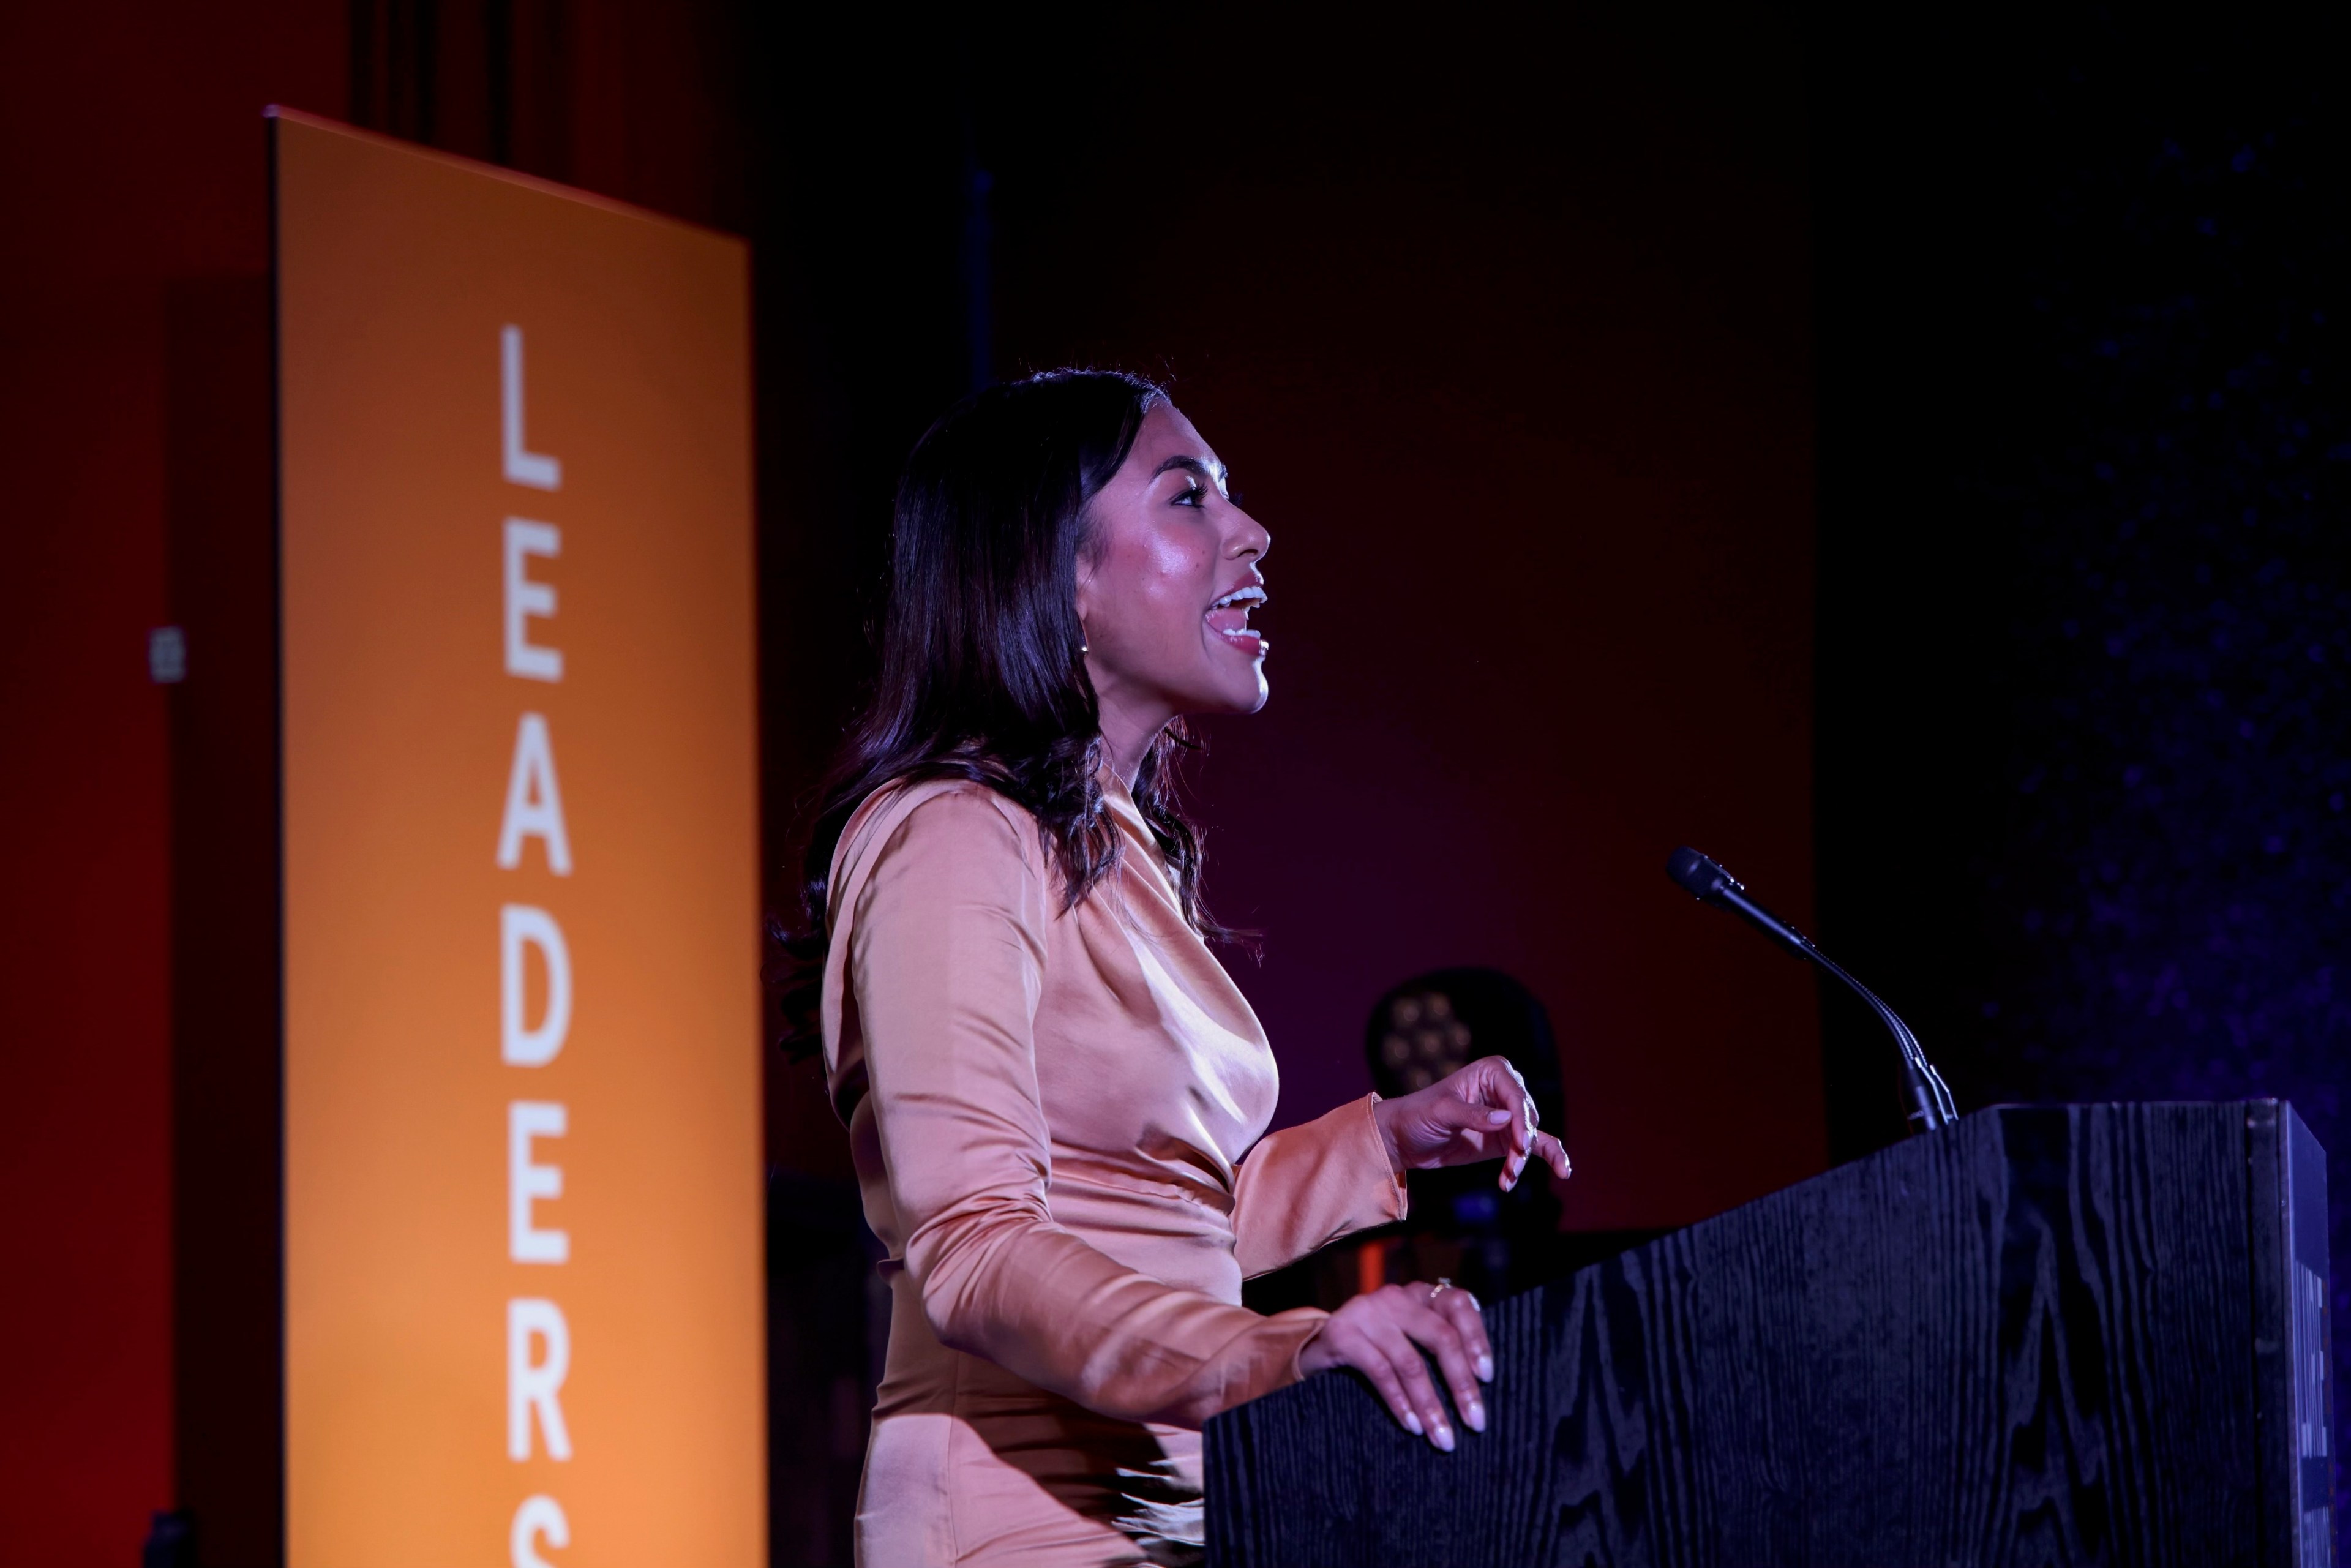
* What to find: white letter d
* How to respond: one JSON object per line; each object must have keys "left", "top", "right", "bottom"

{"left": 501, "top": 906, "right": 572, "bottom": 1067}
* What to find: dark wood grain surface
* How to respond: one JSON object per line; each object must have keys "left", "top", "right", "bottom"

{"left": 1206, "top": 1102, "right": 2325, "bottom": 1567}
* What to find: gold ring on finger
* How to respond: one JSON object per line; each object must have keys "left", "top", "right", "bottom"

{"left": 1430, "top": 1277, "right": 1452, "bottom": 1302}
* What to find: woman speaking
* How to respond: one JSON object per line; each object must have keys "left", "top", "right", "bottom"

{"left": 798, "top": 370, "right": 1572, "bottom": 1566}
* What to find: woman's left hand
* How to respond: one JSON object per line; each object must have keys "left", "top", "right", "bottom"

{"left": 1372, "top": 1056, "right": 1571, "bottom": 1193}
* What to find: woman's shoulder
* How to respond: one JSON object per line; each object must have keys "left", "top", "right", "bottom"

{"left": 831, "top": 774, "right": 1044, "bottom": 901}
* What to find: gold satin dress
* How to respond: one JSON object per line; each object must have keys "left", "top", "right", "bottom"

{"left": 821, "top": 775, "right": 1406, "bottom": 1566}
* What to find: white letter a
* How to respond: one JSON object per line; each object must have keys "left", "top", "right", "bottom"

{"left": 497, "top": 713, "right": 573, "bottom": 875}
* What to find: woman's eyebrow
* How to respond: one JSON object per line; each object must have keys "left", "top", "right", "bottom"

{"left": 1153, "top": 454, "right": 1231, "bottom": 490}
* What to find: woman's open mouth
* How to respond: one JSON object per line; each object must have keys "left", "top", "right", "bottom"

{"left": 1205, "top": 584, "right": 1268, "bottom": 653}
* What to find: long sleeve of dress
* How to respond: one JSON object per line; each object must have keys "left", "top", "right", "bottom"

{"left": 850, "top": 789, "right": 1329, "bottom": 1431}
{"left": 1231, "top": 1095, "right": 1409, "bottom": 1279}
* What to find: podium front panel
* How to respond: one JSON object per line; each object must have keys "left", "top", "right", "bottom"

{"left": 1209, "top": 1101, "right": 2333, "bottom": 1567}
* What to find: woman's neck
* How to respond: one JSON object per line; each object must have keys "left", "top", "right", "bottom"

{"left": 1093, "top": 688, "right": 1172, "bottom": 786}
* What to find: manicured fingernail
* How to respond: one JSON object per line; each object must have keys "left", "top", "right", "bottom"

{"left": 1468, "top": 1400, "right": 1487, "bottom": 1432}
{"left": 1403, "top": 1411, "right": 1423, "bottom": 1436}
{"left": 1487, "top": 1109, "right": 1511, "bottom": 1125}
{"left": 1476, "top": 1353, "right": 1494, "bottom": 1382}
{"left": 1433, "top": 1422, "right": 1455, "bottom": 1452}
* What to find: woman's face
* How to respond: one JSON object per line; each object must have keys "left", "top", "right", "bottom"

{"left": 1076, "top": 402, "right": 1272, "bottom": 731}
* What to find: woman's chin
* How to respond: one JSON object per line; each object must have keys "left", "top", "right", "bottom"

{"left": 1201, "top": 644, "right": 1270, "bottom": 714}
{"left": 1166, "top": 632, "right": 1271, "bottom": 718}
{"left": 1223, "top": 669, "right": 1272, "bottom": 716}
{"left": 1180, "top": 670, "right": 1269, "bottom": 718}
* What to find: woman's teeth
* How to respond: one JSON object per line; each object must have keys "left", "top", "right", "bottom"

{"left": 1205, "top": 587, "right": 1265, "bottom": 642}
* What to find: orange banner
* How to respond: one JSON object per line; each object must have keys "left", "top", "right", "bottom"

{"left": 274, "top": 110, "right": 763, "bottom": 1568}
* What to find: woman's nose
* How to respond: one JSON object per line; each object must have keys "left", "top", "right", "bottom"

{"left": 1230, "top": 509, "right": 1271, "bottom": 560}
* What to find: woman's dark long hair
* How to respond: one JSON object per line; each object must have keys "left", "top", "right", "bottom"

{"left": 770, "top": 370, "right": 1240, "bottom": 1057}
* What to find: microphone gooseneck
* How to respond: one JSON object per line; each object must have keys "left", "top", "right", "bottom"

{"left": 1667, "top": 847, "right": 1957, "bottom": 1134}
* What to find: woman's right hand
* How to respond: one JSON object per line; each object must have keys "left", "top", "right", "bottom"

{"left": 1295, "top": 1279, "right": 1491, "bottom": 1451}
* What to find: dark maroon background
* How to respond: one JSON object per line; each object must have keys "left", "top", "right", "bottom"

{"left": 980, "top": 19, "right": 1825, "bottom": 1230}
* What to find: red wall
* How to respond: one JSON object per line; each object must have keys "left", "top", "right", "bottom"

{"left": 0, "top": 6, "right": 344, "bottom": 1561}
{"left": 0, "top": 5, "right": 750, "bottom": 1557}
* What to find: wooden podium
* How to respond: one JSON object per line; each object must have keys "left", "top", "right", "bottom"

{"left": 1207, "top": 1102, "right": 2334, "bottom": 1567}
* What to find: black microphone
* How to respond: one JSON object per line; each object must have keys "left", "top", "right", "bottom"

{"left": 1667, "top": 847, "right": 1957, "bottom": 1133}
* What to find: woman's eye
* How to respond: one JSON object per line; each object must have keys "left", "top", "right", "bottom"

{"left": 1173, "top": 484, "right": 1206, "bottom": 508}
